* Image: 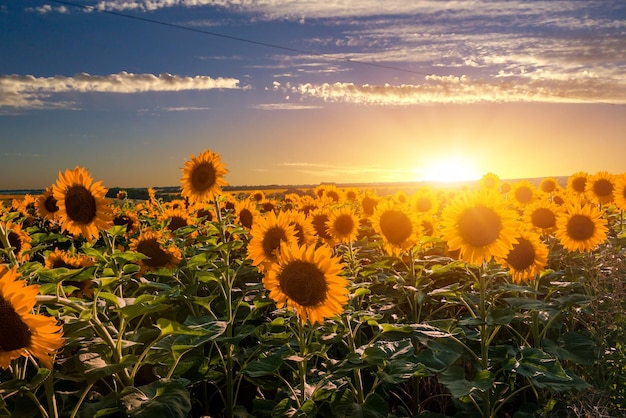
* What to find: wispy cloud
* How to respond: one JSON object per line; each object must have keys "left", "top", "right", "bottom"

{"left": 0, "top": 72, "right": 241, "bottom": 109}
{"left": 252, "top": 103, "right": 322, "bottom": 110}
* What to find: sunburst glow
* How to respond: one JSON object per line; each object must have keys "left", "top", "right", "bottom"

{"left": 416, "top": 156, "right": 481, "bottom": 183}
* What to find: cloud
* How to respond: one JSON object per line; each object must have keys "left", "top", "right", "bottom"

{"left": 252, "top": 103, "right": 323, "bottom": 110}
{"left": 275, "top": 71, "right": 626, "bottom": 105}
{"left": 0, "top": 72, "right": 241, "bottom": 109}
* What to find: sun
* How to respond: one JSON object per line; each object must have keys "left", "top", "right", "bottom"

{"left": 416, "top": 156, "right": 481, "bottom": 183}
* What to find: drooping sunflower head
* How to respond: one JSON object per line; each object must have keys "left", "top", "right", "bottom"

{"left": 371, "top": 199, "right": 421, "bottom": 256}
{"left": 263, "top": 243, "right": 349, "bottom": 325}
{"left": 180, "top": 149, "right": 228, "bottom": 203}
{"left": 326, "top": 206, "right": 361, "bottom": 244}
{"left": 440, "top": 188, "right": 520, "bottom": 265}
{"left": 0, "top": 266, "right": 64, "bottom": 370}
{"left": 52, "top": 166, "right": 112, "bottom": 242}
{"left": 246, "top": 210, "right": 298, "bottom": 272}
{"left": 496, "top": 230, "right": 549, "bottom": 284}
{"left": 585, "top": 171, "right": 616, "bottom": 205}
{"left": 554, "top": 202, "right": 608, "bottom": 253}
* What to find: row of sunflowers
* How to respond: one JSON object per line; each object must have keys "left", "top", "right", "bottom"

{"left": 1, "top": 149, "right": 625, "bottom": 417}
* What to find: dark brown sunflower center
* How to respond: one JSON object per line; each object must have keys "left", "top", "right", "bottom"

{"left": 50, "top": 258, "right": 75, "bottom": 269}
{"left": 197, "top": 208, "right": 213, "bottom": 221}
{"left": 168, "top": 216, "right": 188, "bottom": 232}
{"left": 592, "top": 179, "right": 613, "bottom": 197}
{"left": 505, "top": 238, "right": 535, "bottom": 271}
{"left": 2, "top": 231, "right": 21, "bottom": 253}
{"left": 514, "top": 187, "right": 533, "bottom": 204}
{"left": 0, "top": 296, "right": 32, "bottom": 352}
{"left": 531, "top": 208, "right": 556, "bottom": 229}
{"left": 114, "top": 215, "right": 134, "bottom": 230}
{"left": 361, "top": 197, "right": 377, "bottom": 216}
{"left": 458, "top": 206, "right": 502, "bottom": 247}
{"left": 261, "top": 202, "right": 275, "bottom": 213}
{"left": 311, "top": 215, "right": 332, "bottom": 240}
{"left": 415, "top": 197, "right": 432, "bottom": 213}
{"left": 292, "top": 223, "right": 306, "bottom": 245}
{"left": 346, "top": 191, "right": 357, "bottom": 201}
{"left": 541, "top": 181, "right": 556, "bottom": 193}
{"left": 566, "top": 215, "right": 595, "bottom": 241}
{"left": 191, "top": 162, "right": 217, "bottom": 192}
{"left": 327, "top": 191, "right": 340, "bottom": 202}
{"left": 379, "top": 210, "right": 413, "bottom": 245}
{"left": 262, "top": 227, "right": 288, "bottom": 258}
{"left": 45, "top": 195, "right": 59, "bottom": 213}
{"left": 136, "top": 238, "right": 172, "bottom": 267}
{"left": 65, "top": 185, "right": 97, "bottom": 224}
{"left": 571, "top": 177, "right": 586, "bottom": 193}
{"left": 334, "top": 214, "right": 355, "bottom": 235}
{"left": 239, "top": 209, "right": 254, "bottom": 229}
{"left": 278, "top": 260, "right": 327, "bottom": 307}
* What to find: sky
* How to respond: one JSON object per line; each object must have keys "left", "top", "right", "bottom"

{"left": 1, "top": 0, "right": 625, "bottom": 190}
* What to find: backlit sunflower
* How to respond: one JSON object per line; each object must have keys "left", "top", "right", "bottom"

{"left": 359, "top": 191, "right": 379, "bottom": 218}
{"left": 52, "top": 166, "right": 112, "bottom": 241}
{"left": 585, "top": 171, "right": 616, "bottom": 205}
{"left": 496, "top": 230, "right": 548, "bottom": 284}
{"left": 247, "top": 210, "right": 298, "bottom": 272}
{"left": 284, "top": 209, "right": 317, "bottom": 246}
{"left": 523, "top": 199, "right": 563, "bottom": 234}
{"left": 440, "top": 189, "right": 520, "bottom": 265}
{"left": 263, "top": 243, "right": 348, "bottom": 325}
{"left": 180, "top": 149, "right": 228, "bottom": 203}
{"left": 234, "top": 199, "right": 260, "bottom": 230}
{"left": 371, "top": 199, "right": 421, "bottom": 256}
{"left": 130, "top": 229, "right": 182, "bottom": 273}
{"left": 308, "top": 208, "right": 334, "bottom": 245}
{"left": 36, "top": 187, "right": 59, "bottom": 221}
{"left": 479, "top": 172, "right": 501, "bottom": 191}
{"left": 509, "top": 180, "right": 538, "bottom": 208}
{"left": 567, "top": 171, "right": 588, "bottom": 196}
{"left": 409, "top": 187, "right": 440, "bottom": 217}
{"left": 539, "top": 177, "right": 561, "bottom": 195}
{"left": 613, "top": 174, "right": 626, "bottom": 211}
{"left": 327, "top": 206, "right": 360, "bottom": 244}
{"left": 1, "top": 221, "right": 32, "bottom": 263}
{"left": 0, "top": 266, "right": 64, "bottom": 370}
{"left": 554, "top": 202, "right": 608, "bottom": 253}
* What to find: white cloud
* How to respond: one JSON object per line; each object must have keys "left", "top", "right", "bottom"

{"left": 252, "top": 103, "right": 322, "bottom": 110}
{"left": 0, "top": 72, "right": 241, "bottom": 109}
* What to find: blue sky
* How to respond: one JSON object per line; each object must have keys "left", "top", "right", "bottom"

{"left": 1, "top": 0, "right": 625, "bottom": 190}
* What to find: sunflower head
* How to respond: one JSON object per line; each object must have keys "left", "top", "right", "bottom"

{"left": 554, "top": 202, "right": 608, "bottom": 253}
{"left": 263, "top": 243, "right": 348, "bottom": 325}
{"left": 585, "top": 171, "right": 616, "bottom": 205}
{"left": 130, "top": 229, "right": 182, "bottom": 273}
{"left": 326, "top": 206, "right": 361, "bottom": 244}
{"left": 496, "top": 230, "right": 548, "bottom": 284}
{"left": 246, "top": 211, "right": 298, "bottom": 272}
{"left": 180, "top": 149, "right": 228, "bottom": 203}
{"left": 371, "top": 199, "right": 421, "bottom": 256}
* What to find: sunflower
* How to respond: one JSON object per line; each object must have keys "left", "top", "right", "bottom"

{"left": 613, "top": 174, "right": 626, "bottom": 211}
{"left": 1, "top": 221, "right": 32, "bottom": 263}
{"left": 263, "top": 243, "right": 348, "bottom": 325}
{"left": 234, "top": 199, "right": 260, "bottom": 229}
{"left": 440, "top": 189, "right": 520, "bottom": 265}
{"left": 36, "top": 187, "right": 60, "bottom": 221}
{"left": 496, "top": 230, "right": 549, "bottom": 284}
{"left": 327, "top": 206, "right": 360, "bottom": 244}
{"left": 308, "top": 208, "right": 334, "bottom": 245}
{"left": 112, "top": 206, "right": 140, "bottom": 236}
{"left": 409, "top": 186, "right": 440, "bottom": 217}
{"left": 567, "top": 171, "right": 588, "bottom": 196}
{"left": 247, "top": 210, "right": 298, "bottom": 272}
{"left": 52, "top": 166, "right": 112, "bottom": 241}
{"left": 249, "top": 190, "right": 266, "bottom": 203}
{"left": 0, "top": 266, "right": 64, "bottom": 370}
{"left": 359, "top": 191, "right": 379, "bottom": 218}
{"left": 554, "top": 202, "right": 608, "bottom": 253}
{"left": 509, "top": 180, "right": 538, "bottom": 208}
{"left": 523, "top": 199, "right": 563, "bottom": 234}
{"left": 180, "top": 149, "right": 228, "bottom": 203}
{"left": 45, "top": 248, "right": 96, "bottom": 298}
{"left": 159, "top": 207, "right": 197, "bottom": 238}
{"left": 371, "top": 199, "right": 421, "bottom": 256}
{"left": 130, "top": 229, "right": 182, "bottom": 273}
{"left": 284, "top": 209, "right": 317, "bottom": 246}
{"left": 539, "top": 177, "right": 561, "bottom": 194}
{"left": 479, "top": 172, "right": 501, "bottom": 191}
{"left": 585, "top": 171, "right": 616, "bottom": 205}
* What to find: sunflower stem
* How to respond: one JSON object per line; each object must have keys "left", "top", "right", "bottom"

{"left": 44, "top": 368, "right": 59, "bottom": 418}
{"left": 0, "top": 222, "right": 19, "bottom": 267}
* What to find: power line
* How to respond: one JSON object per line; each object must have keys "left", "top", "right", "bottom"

{"left": 45, "top": 0, "right": 434, "bottom": 77}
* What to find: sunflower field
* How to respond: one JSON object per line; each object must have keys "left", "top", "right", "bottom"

{"left": 1, "top": 150, "right": 626, "bottom": 418}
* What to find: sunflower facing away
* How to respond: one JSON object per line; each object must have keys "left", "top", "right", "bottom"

{"left": 263, "top": 243, "right": 349, "bottom": 325}
{"left": 0, "top": 266, "right": 64, "bottom": 369}
{"left": 52, "top": 166, "right": 112, "bottom": 241}
{"left": 554, "top": 202, "right": 608, "bottom": 253}
{"left": 496, "top": 230, "right": 549, "bottom": 284}
{"left": 180, "top": 149, "right": 228, "bottom": 203}
{"left": 247, "top": 210, "right": 298, "bottom": 272}
{"left": 441, "top": 189, "right": 520, "bottom": 265}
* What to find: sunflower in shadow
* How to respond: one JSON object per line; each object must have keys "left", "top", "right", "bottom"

{"left": 554, "top": 202, "right": 608, "bottom": 253}
{"left": 440, "top": 189, "right": 520, "bottom": 265}
{"left": 180, "top": 149, "right": 228, "bottom": 203}
{"left": 52, "top": 166, "right": 112, "bottom": 241}
{"left": 496, "top": 229, "right": 549, "bottom": 284}
{"left": 263, "top": 243, "right": 348, "bottom": 325}
{"left": 1, "top": 220, "right": 32, "bottom": 263}
{"left": 36, "top": 187, "right": 59, "bottom": 222}
{"left": 247, "top": 211, "right": 297, "bottom": 273}
{"left": 0, "top": 266, "right": 64, "bottom": 369}
{"left": 130, "top": 229, "right": 182, "bottom": 274}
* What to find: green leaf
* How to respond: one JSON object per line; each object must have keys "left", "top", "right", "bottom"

{"left": 542, "top": 332, "right": 596, "bottom": 365}
{"left": 119, "top": 379, "right": 191, "bottom": 418}
{"left": 345, "top": 393, "right": 389, "bottom": 418}
{"left": 155, "top": 318, "right": 211, "bottom": 337}
{"left": 28, "top": 368, "right": 51, "bottom": 391}
{"left": 242, "top": 353, "right": 284, "bottom": 378}
{"left": 487, "top": 307, "right": 515, "bottom": 325}
{"left": 439, "top": 366, "right": 494, "bottom": 399}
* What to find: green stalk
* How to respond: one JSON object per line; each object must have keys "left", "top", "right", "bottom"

{"left": 44, "top": 369, "right": 59, "bottom": 418}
